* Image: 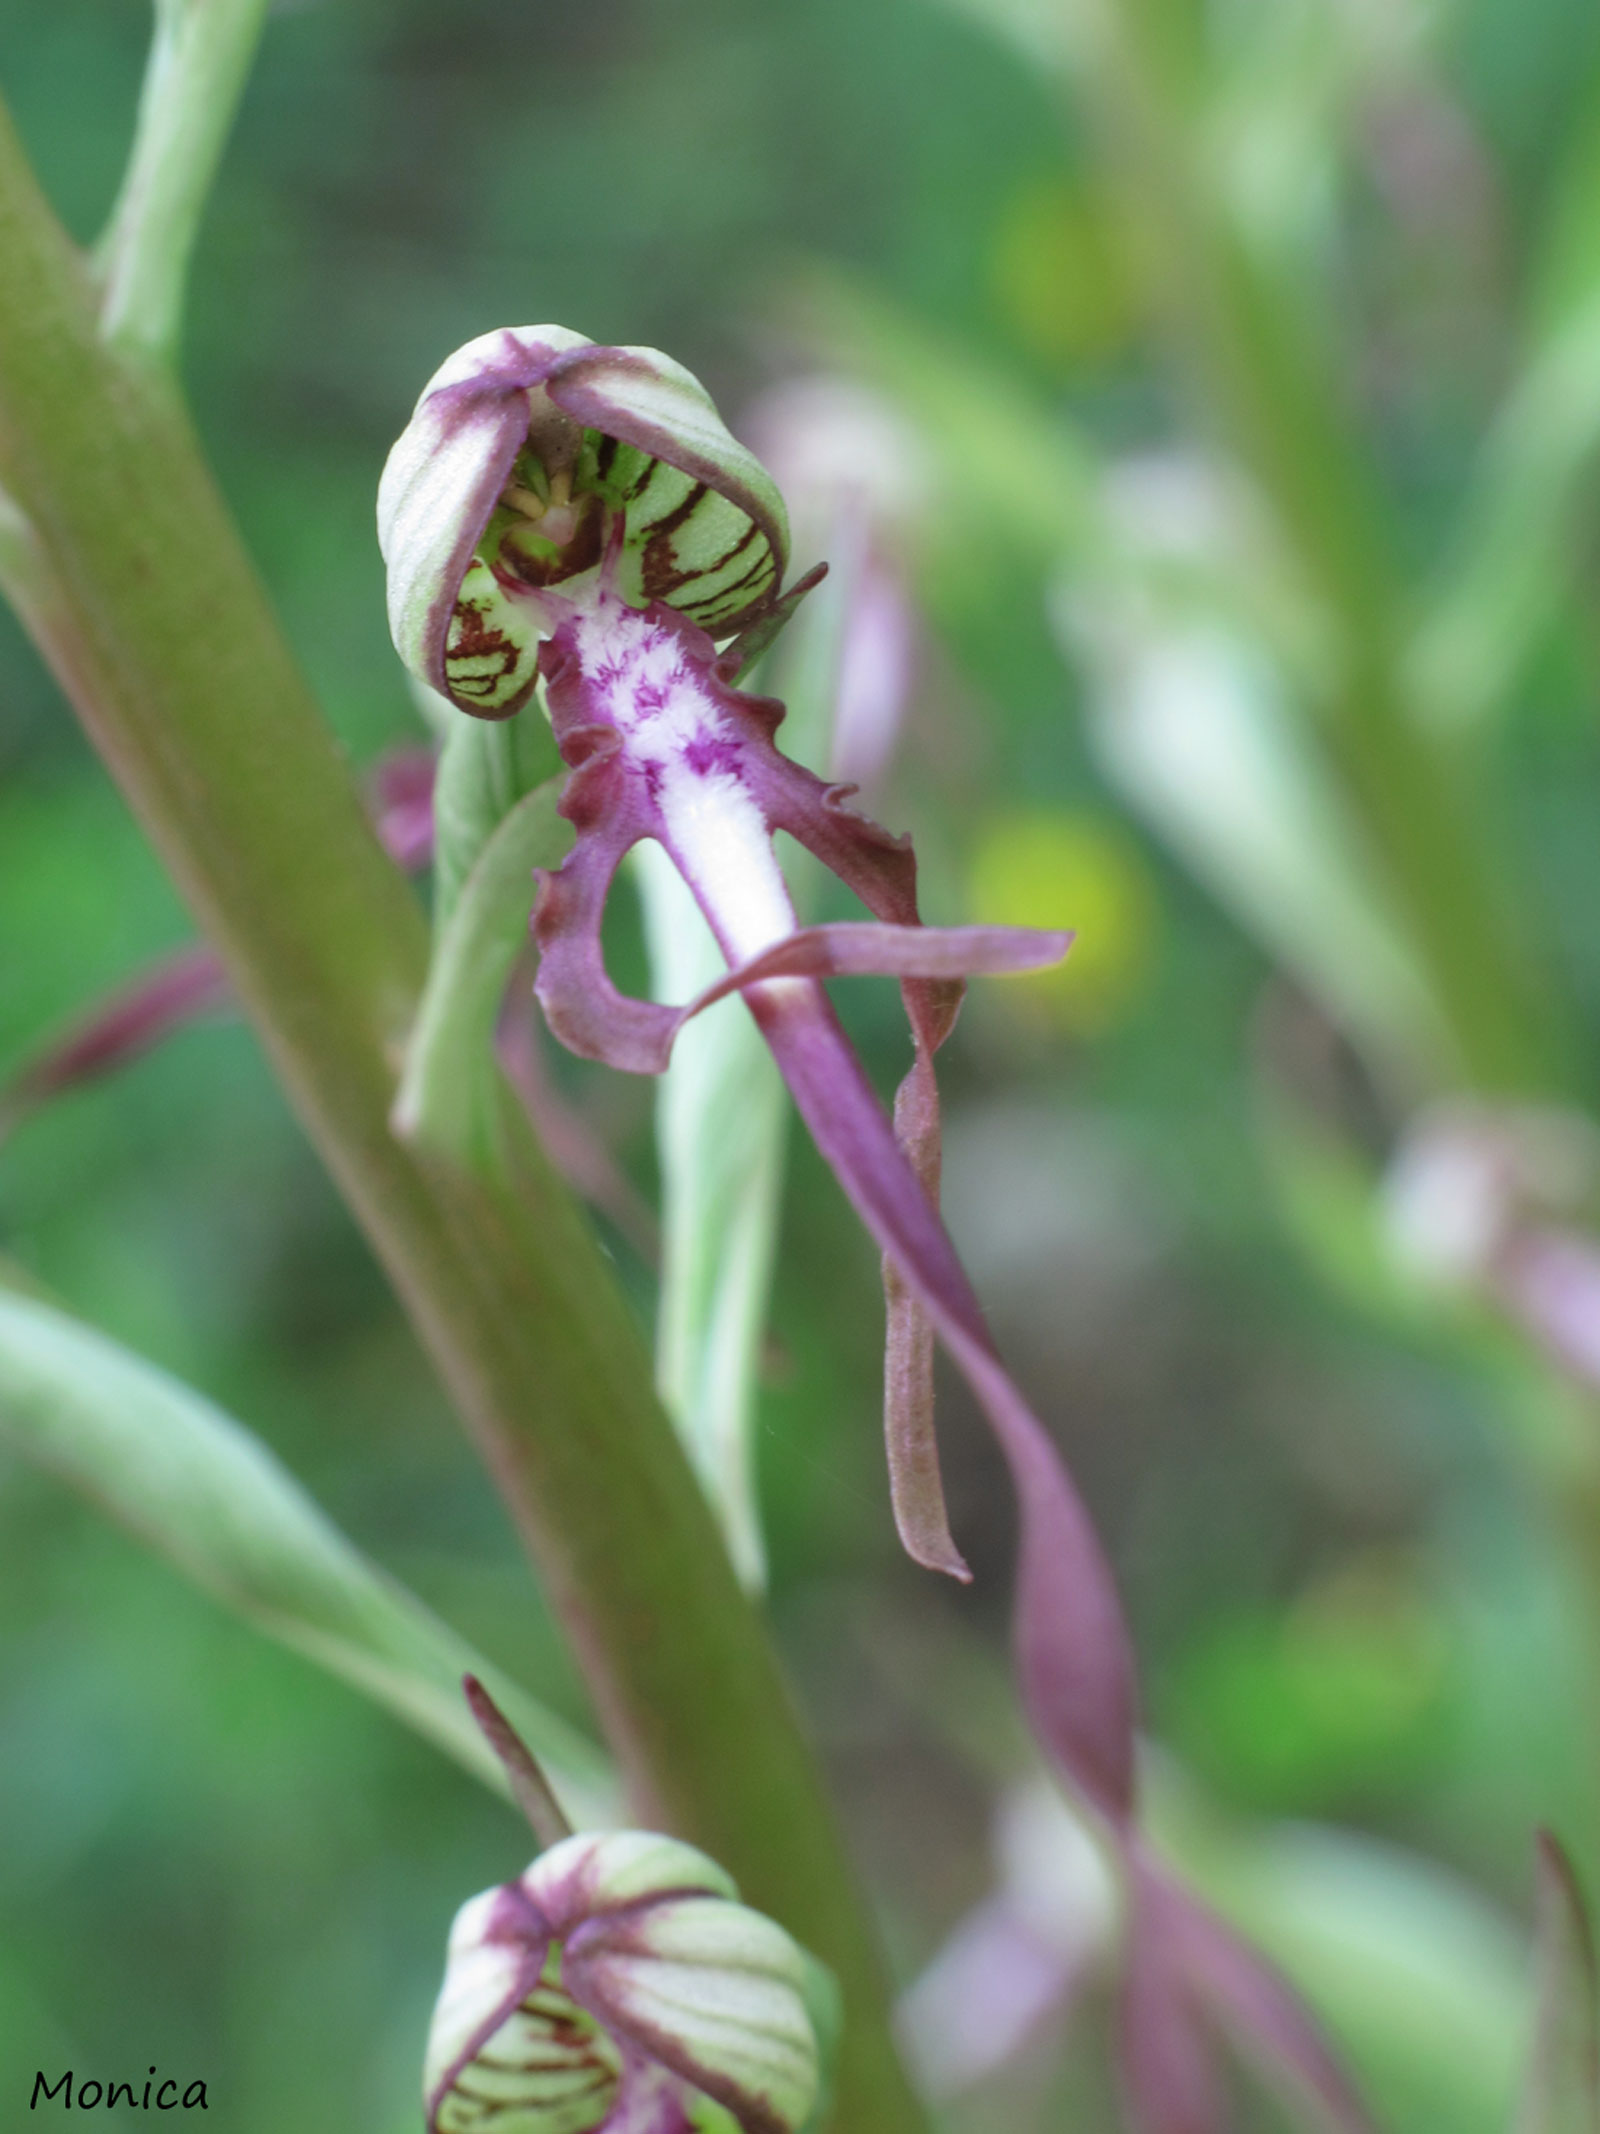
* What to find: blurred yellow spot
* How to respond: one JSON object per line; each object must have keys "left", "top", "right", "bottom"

{"left": 989, "top": 176, "right": 1133, "bottom": 371}
{"left": 967, "top": 809, "right": 1157, "bottom": 1032}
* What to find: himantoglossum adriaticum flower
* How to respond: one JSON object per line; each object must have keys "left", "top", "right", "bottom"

{"left": 380, "top": 325, "right": 1142, "bottom": 1825}
{"left": 383, "top": 330, "right": 1377, "bottom": 2133}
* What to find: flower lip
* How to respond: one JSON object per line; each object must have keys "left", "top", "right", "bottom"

{"left": 379, "top": 327, "right": 793, "bottom": 722}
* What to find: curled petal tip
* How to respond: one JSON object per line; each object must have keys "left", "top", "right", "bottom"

{"left": 884, "top": 1251, "right": 971, "bottom": 1584}
{"left": 901, "top": 1527, "right": 974, "bottom": 1584}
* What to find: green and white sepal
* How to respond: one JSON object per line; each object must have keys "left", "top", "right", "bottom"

{"left": 423, "top": 1831, "right": 829, "bottom": 2134}
{"left": 378, "top": 328, "right": 791, "bottom": 720}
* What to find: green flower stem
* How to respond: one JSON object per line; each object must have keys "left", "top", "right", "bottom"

{"left": 1074, "top": 0, "right": 1567, "bottom": 1098}
{"left": 0, "top": 102, "right": 923, "bottom": 2134}
{"left": 94, "top": 0, "right": 271, "bottom": 362}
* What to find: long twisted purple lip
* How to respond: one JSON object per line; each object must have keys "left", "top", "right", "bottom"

{"left": 512, "top": 535, "right": 1136, "bottom": 1824}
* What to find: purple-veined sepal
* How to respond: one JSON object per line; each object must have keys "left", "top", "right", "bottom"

{"left": 423, "top": 1832, "right": 829, "bottom": 2134}
{"left": 378, "top": 330, "right": 791, "bottom": 720}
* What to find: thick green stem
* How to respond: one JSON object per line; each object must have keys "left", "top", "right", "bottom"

{"left": 0, "top": 100, "right": 924, "bottom": 2134}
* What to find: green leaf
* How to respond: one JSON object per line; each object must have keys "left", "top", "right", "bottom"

{"left": 635, "top": 842, "right": 787, "bottom": 1591}
{"left": 1516, "top": 1832, "right": 1600, "bottom": 2134}
{"left": 394, "top": 772, "right": 572, "bottom": 1170}
{"left": 1407, "top": 294, "right": 1600, "bottom": 737}
{"left": 0, "top": 1275, "right": 613, "bottom": 1824}
{"left": 794, "top": 1947, "right": 843, "bottom": 2134}
{"left": 1077, "top": 600, "right": 1449, "bottom": 1082}
{"left": 1410, "top": 79, "right": 1600, "bottom": 739}
{"left": 430, "top": 701, "right": 564, "bottom": 930}
{"left": 1151, "top": 1775, "right": 1530, "bottom": 2133}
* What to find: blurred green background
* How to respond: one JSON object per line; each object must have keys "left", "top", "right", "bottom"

{"left": 7, "top": 0, "right": 1600, "bottom": 2126}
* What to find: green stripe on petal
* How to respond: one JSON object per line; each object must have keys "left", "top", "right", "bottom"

{"left": 549, "top": 345, "right": 789, "bottom": 633}
{"left": 443, "top": 558, "right": 545, "bottom": 717}
{"left": 434, "top": 1986, "right": 621, "bottom": 2134}
{"left": 426, "top": 1834, "right": 830, "bottom": 2134}
{"left": 382, "top": 328, "right": 804, "bottom": 724}
{"left": 426, "top": 1903, "right": 622, "bottom": 2134}
{"left": 378, "top": 325, "right": 594, "bottom": 716}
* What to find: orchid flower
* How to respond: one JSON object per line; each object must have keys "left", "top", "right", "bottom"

{"left": 380, "top": 331, "right": 1375, "bottom": 2130}
{"left": 743, "top": 375, "right": 929, "bottom": 796}
{"left": 1384, "top": 1100, "right": 1600, "bottom": 1393}
{"left": 378, "top": 327, "right": 1126, "bottom": 1701}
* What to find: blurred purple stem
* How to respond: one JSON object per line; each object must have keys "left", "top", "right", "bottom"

{"left": 0, "top": 942, "right": 231, "bottom": 1137}
{"left": 0, "top": 747, "right": 436, "bottom": 1137}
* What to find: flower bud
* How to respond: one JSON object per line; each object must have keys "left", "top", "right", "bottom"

{"left": 378, "top": 328, "right": 790, "bottom": 720}
{"left": 423, "top": 1831, "right": 825, "bottom": 2134}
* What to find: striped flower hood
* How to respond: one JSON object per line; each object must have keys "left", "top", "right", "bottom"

{"left": 379, "top": 327, "right": 790, "bottom": 719}
{"left": 424, "top": 1831, "right": 827, "bottom": 2134}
